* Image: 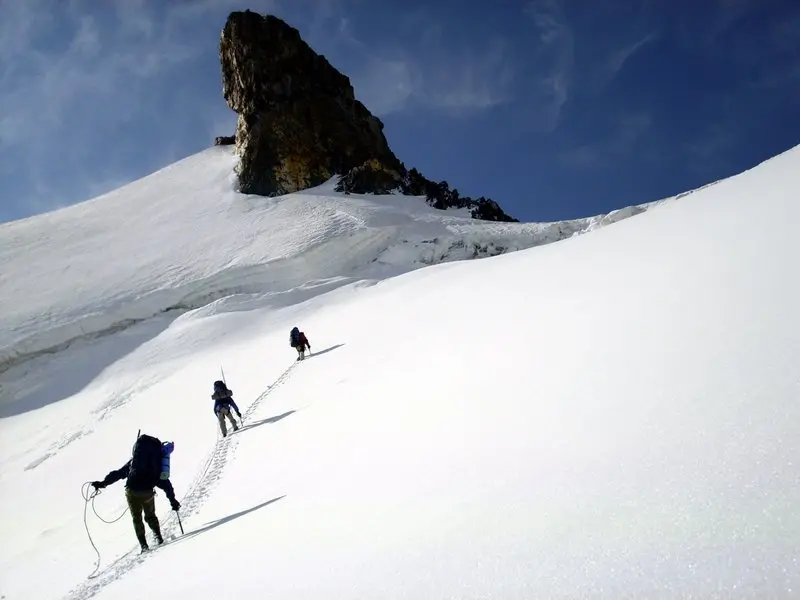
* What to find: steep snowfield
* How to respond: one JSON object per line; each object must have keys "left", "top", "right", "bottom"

{"left": 0, "top": 145, "right": 647, "bottom": 377}
{"left": 1, "top": 145, "right": 798, "bottom": 600}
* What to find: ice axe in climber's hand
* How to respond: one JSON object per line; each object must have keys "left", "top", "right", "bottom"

{"left": 171, "top": 499, "right": 184, "bottom": 535}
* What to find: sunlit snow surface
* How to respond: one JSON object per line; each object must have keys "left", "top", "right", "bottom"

{"left": 0, "top": 146, "right": 797, "bottom": 600}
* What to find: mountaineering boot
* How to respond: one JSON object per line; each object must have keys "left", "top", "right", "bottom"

{"left": 136, "top": 530, "right": 149, "bottom": 553}
{"left": 156, "top": 532, "right": 164, "bottom": 545}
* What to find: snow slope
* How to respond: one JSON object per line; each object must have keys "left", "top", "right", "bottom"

{"left": 0, "top": 145, "right": 651, "bottom": 378}
{"left": 1, "top": 145, "right": 798, "bottom": 600}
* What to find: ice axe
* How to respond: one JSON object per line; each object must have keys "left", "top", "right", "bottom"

{"left": 221, "top": 365, "right": 245, "bottom": 425}
{"left": 175, "top": 510, "right": 184, "bottom": 535}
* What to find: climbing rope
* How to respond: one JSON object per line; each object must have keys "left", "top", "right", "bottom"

{"left": 77, "top": 360, "right": 297, "bottom": 579}
{"left": 81, "top": 482, "right": 129, "bottom": 578}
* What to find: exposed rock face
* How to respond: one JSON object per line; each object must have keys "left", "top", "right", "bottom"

{"left": 335, "top": 159, "right": 404, "bottom": 196}
{"left": 335, "top": 162, "right": 518, "bottom": 222}
{"left": 220, "top": 11, "right": 401, "bottom": 196}
{"left": 214, "top": 135, "right": 235, "bottom": 146}
{"left": 219, "top": 10, "right": 516, "bottom": 222}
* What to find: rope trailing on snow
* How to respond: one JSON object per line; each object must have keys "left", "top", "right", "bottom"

{"left": 81, "top": 481, "right": 129, "bottom": 578}
{"left": 78, "top": 360, "right": 298, "bottom": 579}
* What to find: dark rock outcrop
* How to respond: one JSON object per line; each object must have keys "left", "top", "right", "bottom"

{"left": 219, "top": 10, "right": 516, "bottom": 222}
{"left": 214, "top": 135, "right": 235, "bottom": 146}
{"left": 220, "top": 11, "right": 401, "bottom": 196}
{"left": 335, "top": 159, "right": 404, "bottom": 196}
{"left": 399, "top": 167, "right": 517, "bottom": 222}
{"left": 335, "top": 162, "right": 518, "bottom": 222}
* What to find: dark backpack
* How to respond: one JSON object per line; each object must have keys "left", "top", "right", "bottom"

{"left": 213, "top": 380, "right": 232, "bottom": 400}
{"left": 290, "top": 327, "right": 300, "bottom": 347}
{"left": 128, "top": 434, "right": 163, "bottom": 488}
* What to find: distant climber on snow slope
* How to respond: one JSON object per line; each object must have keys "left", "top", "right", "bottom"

{"left": 212, "top": 380, "right": 242, "bottom": 437}
{"left": 290, "top": 326, "right": 311, "bottom": 360}
{"left": 91, "top": 434, "right": 180, "bottom": 553}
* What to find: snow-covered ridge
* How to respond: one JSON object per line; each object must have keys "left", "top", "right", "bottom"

{"left": 1, "top": 143, "right": 797, "bottom": 600}
{"left": 0, "top": 147, "right": 661, "bottom": 374}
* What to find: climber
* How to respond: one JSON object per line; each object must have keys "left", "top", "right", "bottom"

{"left": 289, "top": 326, "right": 311, "bottom": 360}
{"left": 212, "top": 380, "right": 242, "bottom": 437}
{"left": 91, "top": 434, "right": 180, "bottom": 553}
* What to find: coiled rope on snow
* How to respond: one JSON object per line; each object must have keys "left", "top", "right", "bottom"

{"left": 81, "top": 481, "right": 129, "bottom": 578}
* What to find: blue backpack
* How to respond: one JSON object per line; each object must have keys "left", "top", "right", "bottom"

{"left": 160, "top": 441, "right": 175, "bottom": 480}
{"left": 290, "top": 327, "right": 301, "bottom": 347}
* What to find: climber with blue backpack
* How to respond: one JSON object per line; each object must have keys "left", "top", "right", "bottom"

{"left": 290, "top": 326, "right": 311, "bottom": 361}
{"left": 91, "top": 434, "right": 180, "bottom": 553}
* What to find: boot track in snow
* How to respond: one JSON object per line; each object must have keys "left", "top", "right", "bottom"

{"left": 61, "top": 361, "right": 300, "bottom": 600}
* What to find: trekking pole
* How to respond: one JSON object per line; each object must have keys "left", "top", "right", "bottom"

{"left": 176, "top": 510, "right": 184, "bottom": 535}
{"left": 220, "top": 365, "right": 226, "bottom": 385}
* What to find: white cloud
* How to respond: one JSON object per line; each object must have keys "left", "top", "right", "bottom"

{"left": 524, "top": 0, "right": 575, "bottom": 132}
{"left": 313, "top": 8, "right": 514, "bottom": 118}
{"left": 0, "top": 0, "right": 251, "bottom": 219}
{"left": 354, "top": 58, "right": 416, "bottom": 116}
{"left": 597, "top": 32, "right": 657, "bottom": 88}
{"left": 422, "top": 38, "right": 515, "bottom": 113}
{"left": 0, "top": 2, "right": 207, "bottom": 150}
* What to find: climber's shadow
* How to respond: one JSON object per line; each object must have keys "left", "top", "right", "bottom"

{"left": 237, "top": 410, "right": 296, "bottom": 434}
{"left": 306, "top": 343, "right": 345, "bottom": 359}
{"left": 171, "top": 496, "right": 286, "bottom": 545}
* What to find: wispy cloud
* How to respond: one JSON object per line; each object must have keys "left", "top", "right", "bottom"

{"left": 0, "top": 0, "right": 253, "bottom": 218}
{"left": 0, "top": 1, "right": 237, "bottom": 147}
{"left": 523, "top": 0, "right": 575, "bottom": 132}
{"left": 352, "top": 58, "right": 416, "bottom": 115}
{"left": 413, "top": 36, "right": 514, "bottom": 114}
{"left": 595, "top": 32, "right": 657, "bottom": 89}
{"left": 325, "top": 13, "right": 514, "bottom": 118}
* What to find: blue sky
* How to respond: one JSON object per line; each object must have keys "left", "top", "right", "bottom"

{"left": 1, "top": 0, "right": 798, "bottom": 223}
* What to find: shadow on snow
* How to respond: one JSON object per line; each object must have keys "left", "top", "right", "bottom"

{"left": 304, "top": 343, "right": 345, "bottom": 360}
{"left": 0, "top": 314, "right": 175, "bottom": 418}
{"left": 171, "top": 496, "right": 286, "bottom": 545}
{"left": 237, "top": 410, "right": 296, "bottom": 434}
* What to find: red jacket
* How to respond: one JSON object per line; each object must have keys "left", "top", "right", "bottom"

{"left": 298, "top": 332, "right": 310, "bottom": 349}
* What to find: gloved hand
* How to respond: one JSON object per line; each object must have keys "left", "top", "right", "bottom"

{"left": 236, "top": 412, "right": 242, "bottom": 419}
{"left": 170, "top": 499, "right": 181, "bottom": 511}
{"left": 91, "top": 481, "right": 105, "bottom": 490}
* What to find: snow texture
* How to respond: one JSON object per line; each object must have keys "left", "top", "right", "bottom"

{"left": 0, "top": 145, "right": 798, "bottom": 600}
{"left": 0, "top": 146, "right": 655, "bottom": 376}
